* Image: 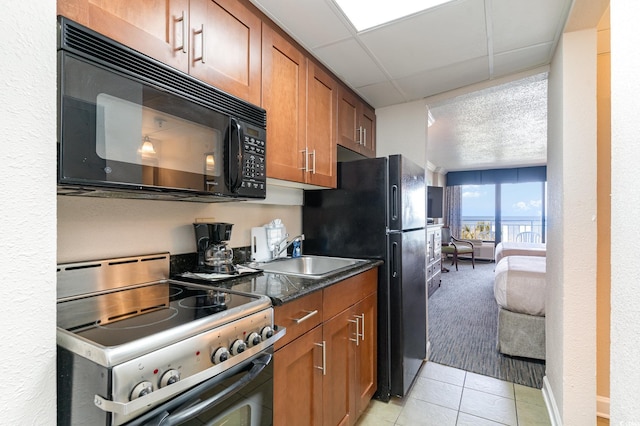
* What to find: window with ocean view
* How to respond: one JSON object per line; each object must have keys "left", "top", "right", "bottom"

{"left": 461, "top": 182, "right": 546, "bottom": 243}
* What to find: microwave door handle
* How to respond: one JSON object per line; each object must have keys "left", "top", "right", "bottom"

{"left": 229, "top": 118, "right": 243, "bottom": 192}
{"left": 125, "top": 353, "right": 272, "bottom": 426}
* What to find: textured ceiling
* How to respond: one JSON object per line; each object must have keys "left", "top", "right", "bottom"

{"left": 249, "top": 0, "right": 604, "bottom": 172}
{"left": 427, "top": 73, "right": 548, "bottom": 172}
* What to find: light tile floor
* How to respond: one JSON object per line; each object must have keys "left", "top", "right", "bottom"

{"left": 356, "top": 362, "right": 551, "bottom": 426}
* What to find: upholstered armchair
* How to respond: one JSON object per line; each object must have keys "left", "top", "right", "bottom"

{"left": 441, "top": 226, "right": 476, "bottom": 271}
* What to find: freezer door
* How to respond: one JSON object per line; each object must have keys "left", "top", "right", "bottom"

{"left": 388, "top": 155, "right": 426, "bottom": 231}
{"left": 388, "top": 228, "right": 427, "bottom": 397}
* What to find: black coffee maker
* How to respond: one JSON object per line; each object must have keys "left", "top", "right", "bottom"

{"left": 193, "top": 222, "right": 238, "bottom": 274}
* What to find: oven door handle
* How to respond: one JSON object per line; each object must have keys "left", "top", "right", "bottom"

{"left": 95, "top": 327, "right": 286, "bottom": 421}
{"left": 125, "top": 352, "right": 272, "bottom": 426}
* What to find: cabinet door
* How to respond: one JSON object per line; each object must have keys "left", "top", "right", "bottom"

{"left": 306, "top": 62, "right": 337, "bottom": 188}
{"left": 359, "top": 103, "right": 376, "bottom": 158}
{"left": 323, "top": 309, "right": 357, "bottom": 426}
{"left": 337, "top": 86, "right": 360, "bottom": 153}
{"left": 354, "top": 292, "right": 377, "bottom": 417}
{"left": 189, "top": 0, "right": 262, "bottom": 105}
{"left": 274, "top": 326, "right": 324, "bottom": 426}
{"left": 262, "top": 25, "right": 307, "bottom": 183}
{"left": 58, "top": 0, "right": 189, "bottom": 72}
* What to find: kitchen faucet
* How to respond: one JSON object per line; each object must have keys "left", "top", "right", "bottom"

{"left": 272, "top": 234, "right": 305, "bottom": 259}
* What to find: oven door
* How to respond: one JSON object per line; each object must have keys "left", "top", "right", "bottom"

{"left": 125, "top": 349, "right": 273, "bottom": 426}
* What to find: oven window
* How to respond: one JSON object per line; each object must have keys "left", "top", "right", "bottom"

{"left": 187, "top": 356, "right": 273, "bottom": 426}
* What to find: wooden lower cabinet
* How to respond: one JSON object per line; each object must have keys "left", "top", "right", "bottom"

{"left": 273, "top": 269, "right": 378, "bottom": 426}
{"left": 322, "top": 307, "right": 357, "bottom": 426}
{"left": 274, "top": 327, "right": 324, "bottom": 425}
{"left": 355, "top": 293, "right": 377, "bottom": 418}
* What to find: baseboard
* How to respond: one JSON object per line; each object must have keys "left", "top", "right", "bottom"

{"left": 542, "top": 376, "right": 562, "bottom": 426}
{"left": 597, "top": 395, "right": 610, "bottom": 419}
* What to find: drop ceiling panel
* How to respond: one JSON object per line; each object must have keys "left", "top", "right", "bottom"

{"left": 314, "top": 39, "right": 388, "bottom": 87}
{"left": 355, "top": 81, "right": 407, "bottom": 109}
{"left": 394, "top": 56, "right": 490, "bottom": 103}
{"left": 250, "top": 0, "right": 352, "bottom": 49}
{"left": 359, "top": 0, "right": 488, "bottom": 79}
{"left": 493, "top": 43, "right": 553, "bottom": 78}
{"left": 491, "top": 0, "right": 568, "bottom": 53}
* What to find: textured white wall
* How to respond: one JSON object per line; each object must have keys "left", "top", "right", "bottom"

{"left": 546, "top": 29, "right": 598, "bottom": 424}
{"left": 0, "top": 1, "right": 57, "bottom": 423}
{"left": 610, "top": 2, "right": 640, "bottom": 422}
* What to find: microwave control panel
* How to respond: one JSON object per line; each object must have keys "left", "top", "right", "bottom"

{"left": 239, "top": 125, "right": 266, "bottom": 197}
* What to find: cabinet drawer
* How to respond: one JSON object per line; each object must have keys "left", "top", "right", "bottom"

{"left": 323, "top": 268, "right": 377, "bottom": 320}
{"left": 274, "top": 290, "right": 323, "bottom": 350}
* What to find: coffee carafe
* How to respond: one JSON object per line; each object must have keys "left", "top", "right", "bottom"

{"left": 193, "top": 222, "right": 238, "bottom": 274}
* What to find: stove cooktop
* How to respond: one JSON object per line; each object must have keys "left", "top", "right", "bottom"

{"left": 57, "top": 281, "right": 273, "bottom": 368}
{"left": 59, "top": 281, "right": 266, "bottom": 347}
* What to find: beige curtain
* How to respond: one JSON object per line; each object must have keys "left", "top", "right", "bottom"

{"left": 445, "top": 186, "right": 462, "bottom": 238}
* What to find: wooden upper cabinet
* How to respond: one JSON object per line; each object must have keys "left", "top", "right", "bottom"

{"left": 337, "top": 86, "right": 376, "bottom": 158}
{"left": 58, "top": 0, "right": 190, "bottom": 72}
{"left": 58, "top": 0, "right": 262, "bottom": 104}
{"left": 359, "top": 103, "right": 376, "bottom": 157}
{"left": 306, "top": 62, "right": 337, "bottom": 188}
{"left": 189, "top": 0, "right": 262, "bottom": 105}
{"left": 262, "top": 25, "right": 307, "bottom": 183}
{"left": 337, "top": 87, "right": 360, "bottom": 153}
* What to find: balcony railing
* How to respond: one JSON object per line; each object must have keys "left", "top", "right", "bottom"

{"left": 459, "top": 216, "right": 545, "bottom": 243}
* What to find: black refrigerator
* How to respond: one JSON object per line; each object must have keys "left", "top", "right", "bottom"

{"left": 302, "top": 155, "right": 427, "bottom": 401}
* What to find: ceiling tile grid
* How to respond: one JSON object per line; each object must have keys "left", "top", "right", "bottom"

{"left": 249, "top": 0, "right": 573, "bottom": 171}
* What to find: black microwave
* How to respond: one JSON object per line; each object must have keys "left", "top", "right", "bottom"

{"left": 57, "top": 17, "right": 266, "bottom": 202}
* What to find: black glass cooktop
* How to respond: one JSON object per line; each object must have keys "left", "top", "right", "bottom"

{"left": 57, "top": 281, "right": 264, "bottom": 347}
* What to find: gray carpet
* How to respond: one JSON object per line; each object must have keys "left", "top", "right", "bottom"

{"left": 428, "top": 259, "right": 546, "bottom": 388}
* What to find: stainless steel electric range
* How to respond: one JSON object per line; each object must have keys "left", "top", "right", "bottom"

{"left": 56, "top": 253, "right": 284, "bottom": 426}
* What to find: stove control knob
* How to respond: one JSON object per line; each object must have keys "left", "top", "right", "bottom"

{"left": 130, "top": 381, "right": 153, "bottom": 401}
{"left": 260, "top": 326, "right": 274, "bottom": 340}
{"left": 230, "top": 339, "right": 246, "bottom": 355}
{"left": 159, "top": 369, "right": 180, "bottom": 388}
{"left": 246, "top": 332, "right": 261, "bottom": 347}
{"left": 211, "top": 347, "right": 230, "bottom": 364}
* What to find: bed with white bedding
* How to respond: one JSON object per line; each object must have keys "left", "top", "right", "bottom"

{"left": 493, "top": 255, "right": 546, "bottom": 360}
{"left": 494, "top": 241, "right": 546, "bottom": 263}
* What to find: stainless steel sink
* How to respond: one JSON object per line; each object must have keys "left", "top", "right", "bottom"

{"left": 251, "top": 255, "right": 367, "bottom": 279}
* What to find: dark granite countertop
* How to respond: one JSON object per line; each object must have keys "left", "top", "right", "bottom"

{"left": 174, "top": 258, "right": 382, "bottom": 306}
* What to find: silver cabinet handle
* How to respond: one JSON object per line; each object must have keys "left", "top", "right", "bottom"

{"left": 356, "top": 313, "right": 365, "bottom": 341}
{"left": 300, "top": 148, "right": 308, "bottom": 171}
{"left": 175, "top": 11, "right": 186, "bottom": 53}
{"left": 356, "top": 126, "right": 363, "bottom": 145}
{"left": 362, "top": 128, "right": 367, "bottom": 147}
{"left": 194, "top": 24, "right": 205, "bottom": 63}
{"left": 310, "top": 149, "right": 316, "bottom": 174}
{"left": 348, "top": 318, "right": 360, "bottom": 345}
{"left": 293, "top": 309, "right": 318, "bottom": 324}
{"left": 314, "top": 341, "right": 326, "bottom": 375}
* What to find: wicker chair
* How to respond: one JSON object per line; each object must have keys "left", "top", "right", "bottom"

{"left": 441, "top": 227, "right": 475, "bottom": 271}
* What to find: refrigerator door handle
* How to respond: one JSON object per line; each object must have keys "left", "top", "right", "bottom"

{"left": 391, "top": 242, "right": 398, "bottom": 277}
{"left": 391, "top": 184, "right": 398, "bottom": 221}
